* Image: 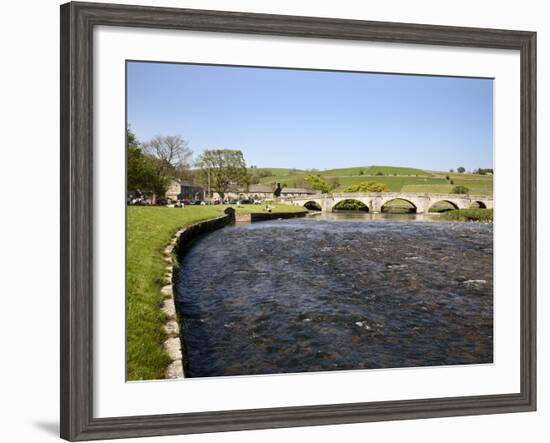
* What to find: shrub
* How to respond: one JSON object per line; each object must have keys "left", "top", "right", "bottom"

{"left": 451, "top": 185, "right": 470, "bottom": 194}
{"left": 340, "top": 181, "right": 389, "bottom": 193}
{"left": 442, "top": 209, "right": 493, "bottom": 222}
{"left": 333, "top": 199, "right": 368, "bottom": 211}
{"left": 305, "top": 174, "right": 332, "bottom": 193}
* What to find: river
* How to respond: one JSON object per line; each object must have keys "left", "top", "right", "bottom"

{"left": 175, "top": 213, "right": 493, "bottom": 377}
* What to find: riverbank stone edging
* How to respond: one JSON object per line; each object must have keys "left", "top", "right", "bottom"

{"left": 250, "top": 211, "right": 307, "bottom": 222}
{"left": 160, "top": 207, "right": 307, "bottom": 379}
{"left": 161, "top": 209, "right": 236, "bottom": 379}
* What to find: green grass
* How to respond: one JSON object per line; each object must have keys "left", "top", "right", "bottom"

{"left": 316, "top": 165, "right": 432, "bottom": 177}
{"left": 127, "top": 203, "right": 307, "bottom": 380}
{"left": 441, "top": 208, "right": 494, "bottom": 222}
{"left": 381, "top": 198, "right": 416, "bottom": 213}
{"left": 253, "top": 164, "right": 491, "bottom": 194}
{"left": 334, "top": 176, "right": 447, "bottom": 191}
{"left": 250, "top": 167, "right": 304, "bottom": 176}
{"left": 401, "top": 184, "right": 456, "bottom": 193}
{"left": 259, "top": 175, "right": 448, "bottom": 192}
{"left": 256, "top": 165, "right": 434, "bottom": 186}
{"left": 429, "top": 200, "right": 458, "bottom": 213}
{"left": 127, "top": 206, "right": 226, "bottom": 381}
{"left": 345, "top": 165, "right": 432, "bottom": 176}
{"left": 401, "top": 173, "right": 493, "bottom": 195}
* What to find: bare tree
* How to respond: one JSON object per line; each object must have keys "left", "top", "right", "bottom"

{"left": 142, "top": 135, "right": 193, "bottom": 169}
{"left": 141, "top": 135, "right": 194, "bottom": 188}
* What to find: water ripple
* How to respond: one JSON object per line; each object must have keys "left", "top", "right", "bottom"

{"left": 175, "top": 217, "right": 493, "bottom": 377}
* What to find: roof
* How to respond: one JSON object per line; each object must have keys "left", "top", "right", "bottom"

{"left": 179, "top": 180, "right": 203, "bottom": 188}
{"left": 248, "top": 184, "right": 275, "bottom": 193}
{"left": 281, "top": 187, "right": 316, "bottom": 194}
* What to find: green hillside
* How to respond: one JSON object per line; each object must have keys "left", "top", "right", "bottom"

{"left": 250, "top": 165, "right": 493, "bottom": 195}
{"left": 321, "top": 165, "right": 434, "bottom": 177}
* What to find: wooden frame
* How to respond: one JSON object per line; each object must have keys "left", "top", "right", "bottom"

{"left": 60, "top": 1, "right": 536, "bottom": 440}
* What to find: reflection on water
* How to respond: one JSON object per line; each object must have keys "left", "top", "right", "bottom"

{"left": 175, "top": 214, "right": 493, "bottom": 377}
{"left": 311, "top": 211, "right": 446, "bottom": 222}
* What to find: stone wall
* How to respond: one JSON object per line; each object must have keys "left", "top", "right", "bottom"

{"left": 250, "top": 211, "right": 307, "bottom": 222}
{"left": 161, "top": 209, "right": 235, "bottom": 379}
{"left": 161, "top": 208, "right": 305, "bottom": 378}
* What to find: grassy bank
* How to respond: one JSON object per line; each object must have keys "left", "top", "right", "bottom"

{"left": 127, "top": 203, "right": 305, "bottom": 380}
{"left": 127, "top": 206, "right": 225, "bottom": 380}
{"left": 441, "top": 208, "right": 493, "bottom": 222}
{"left": 234, "top": 203, "right": 306, "bottom": 214}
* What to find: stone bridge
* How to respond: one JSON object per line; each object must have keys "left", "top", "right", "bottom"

{"left": 279, "top": 192, "right": 493, "bottom": 214}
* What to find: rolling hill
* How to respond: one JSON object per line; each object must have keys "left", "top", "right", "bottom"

{"left": 248, "top": 165, "right": 493, "bottom": 195}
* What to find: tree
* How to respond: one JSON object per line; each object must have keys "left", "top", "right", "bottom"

{"left": 196, "top": 149, "right": 248, "bottom": 200}
{"left": 339, "top": 181, "right": 389, "bottom": 193}
{"left": 451, "top": 185, "right": 470, "bottom": 194}
{"left": 142, "top": 135, "right": 193, "bottom": 181}
{"left": 475, "top": 168, "right": 493, "bottom": 175}
{"left": 126, "top": 128, "right": 166, "bottom": 198}
{"left": 305, "top": 174, "right": 332, "bottom": 193}
{"left": 457, "top": 166, "right": 466, "bottom": 173}
{"left": 143, "top": 135, "right": 193, "bottom": 168}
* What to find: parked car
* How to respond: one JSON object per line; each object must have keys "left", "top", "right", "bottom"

{"left": 130, "top": 198, "right": 148, "bottom": 206}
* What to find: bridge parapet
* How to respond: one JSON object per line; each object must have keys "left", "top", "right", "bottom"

{"left": 278, "top": 192, "right": 493, "bottom": 213}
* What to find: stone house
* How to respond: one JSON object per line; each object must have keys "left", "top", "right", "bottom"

{"left": 165, "top": 179, "right": 204, "bottom": 202}
{"left": 280, "top": 187, "right": 317, "bottom": 198}
{"left": 165, "top": 179, "right": 182, "bottom": 202}
{"left": 246, "top": 184, "right": 277, "bottom": 200}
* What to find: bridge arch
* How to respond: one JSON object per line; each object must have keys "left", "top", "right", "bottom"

{"left": 429, "top": 200, "right": 459, "bottom": 213}
{"left": 332, "top": 199, "right": 369, "bottom": 212}
{"left": 303, "top": 200, "right": 322, "bottom": 211}
{"left": 381, "top": 198, "right": 417, "bottom": 214}
{"left": 470, "top": 200, "right": 487, "bottom": 209}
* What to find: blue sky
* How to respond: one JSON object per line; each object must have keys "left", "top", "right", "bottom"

{"left": 127, "top": 62, "right": 493, "bottom": 171}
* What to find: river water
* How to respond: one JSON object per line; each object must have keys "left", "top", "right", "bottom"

{"left": 175, "top": 213, "right": 493, "bottom": 377}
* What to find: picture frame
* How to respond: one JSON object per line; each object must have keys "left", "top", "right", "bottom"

{"left": 60, "top": 1, "right": 537, "bottom": 441}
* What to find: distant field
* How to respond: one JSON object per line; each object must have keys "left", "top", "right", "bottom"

{"left": 335, "top": 176, "right": 447, "bottom": 192}
{"left": 320, "top": 165, "right": 433, "bottom": 177}
{"left": 253, "top": 165, "right": 493, "bottom": 195}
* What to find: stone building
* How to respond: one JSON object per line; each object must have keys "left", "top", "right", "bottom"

{"left": 246, "top": 184, "right": 277, "bottom": 199}
{"left": 280, "top": 187, "right": 317, "bottom": 198}
{"left": 165, "top": 179, "right": 204, "bottom": 202}
{"left": 165, "top": 180, "right": 182, "bottom": 202}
